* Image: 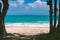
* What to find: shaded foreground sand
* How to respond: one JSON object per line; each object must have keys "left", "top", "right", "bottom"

{"left": 6, "top": 27, "right": 49, "bottom": 35}
{"left": 3, "top": 27, "right": 60, "bottom": 40}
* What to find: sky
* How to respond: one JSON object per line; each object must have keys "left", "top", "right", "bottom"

{"left": 0, "top": 0, "right": 59, "bottom": 15}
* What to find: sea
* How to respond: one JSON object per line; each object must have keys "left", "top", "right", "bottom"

{"left": 4, "top": 15, "right": 58, "bottom": 27}
{"left": 5, "top": 15, "right": 50, "bottom": 23}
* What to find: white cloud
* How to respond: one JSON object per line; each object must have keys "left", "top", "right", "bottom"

{"left": 9, "top": 0, "right": 24, "bottom": 8}
{"left": 28, "top": 3, "right": 34, "bottom": 8}
{"left": 27, "top": 0, "right": 49, "bottom": 9}
{"left": 17, "top": 0, "right": 24, "bottom": 5}
{"left": 9, "top": 1, "right": 17, "bottom": 8}
{"left": 9, "top": 0, "right": 49, "bottom": 10}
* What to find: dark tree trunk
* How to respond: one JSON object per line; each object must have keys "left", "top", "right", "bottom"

{"left": 0, "top": 3, "right": 1, "bottom": 13}
{"left": 0, "top": 0, "right": 9, "bottom": 38}
{"left": 49, "top": 1, "right": 53, "bottom": 33}
{"left": 47, "top": 0, "right": 53, "bottom": 33}
{"left": 0, "top": 3, "right": 4, "bottom": 38}
{"left": 53, "top": 0, "right": 57, "bottom": 32}
{"left": 57, "top": 0, "right": 60, "bottom": 32}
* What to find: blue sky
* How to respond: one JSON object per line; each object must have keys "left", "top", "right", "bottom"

{"left": 0, "top": 0, "right": 59, "bottom": 15}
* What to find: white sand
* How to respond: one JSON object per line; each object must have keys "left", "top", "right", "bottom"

{"left": 5, "top": 23, "right": 50, "bottom": 35}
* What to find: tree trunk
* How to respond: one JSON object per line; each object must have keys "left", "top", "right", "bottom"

{"left": 0, "top": 0, "right": 9, "bottom": 38}
{"left": 0, "top": 19, "right": 5, "bottom": 38}
{"left": 47, "top": 0, "right": 53, "bottom": 33}
{"left": 57, "top": 0, "right": 60, "bottom": 32}
{"left": 0, "top": 3, "right": 4, "bottom": 38}
{"left": 53, "top": 0, "right": 57, "bottom": 32}
{"left": 49, "top": 13, "right": 53, "bottom": 33}
{"left": 0, "top": 3, "right": 1, "bottom": 13}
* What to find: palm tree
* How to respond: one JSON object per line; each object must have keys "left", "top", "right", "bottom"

{"left": 47, "top": 0, "right": 53, "bottom": 33}
{"left": 54, "top": 0, "right": 57, "bottom": 31}
{"left": 0, "top": 0, "right": 9, "bottom": 38}
{"left": 57, "top": 0, "right": 60, "bottom": 32}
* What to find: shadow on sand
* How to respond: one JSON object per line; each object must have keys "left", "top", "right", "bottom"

{"left": 0, "top": 32, "right": 60, "bottom": 40}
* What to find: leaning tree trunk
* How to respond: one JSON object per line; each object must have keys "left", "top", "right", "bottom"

{"left": 57, "top": 0, "right": 60, "bottom": 32}
{"left": 47, "top": 0, "right": 53, "bottom": 33}
{"left": 53, "top": 0, "right": 57, "bottom": 32}
{"left": 0, "top": 0, "right": 9, "bottom": 38}
{"left": 0, "top": 3, "right": 4, "bottom": 38}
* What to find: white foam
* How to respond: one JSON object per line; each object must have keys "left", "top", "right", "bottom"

{"left": 5, "top": 23, "right": 49, "bottom": 27}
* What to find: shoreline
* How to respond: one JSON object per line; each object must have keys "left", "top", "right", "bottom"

{"left": 5, "top": 22, "right": 49, "bottom": 28}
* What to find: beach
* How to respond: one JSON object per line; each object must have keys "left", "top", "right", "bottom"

{"left": 5, "top": 15, "right": 50, "bottom": 35}
{"left": 5, "top": 23, "right": 50, "bottom": 35}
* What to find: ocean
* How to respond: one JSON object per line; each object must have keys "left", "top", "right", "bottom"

{"left": 5, "top": 15, "right": 50, "bottom": 23}
{"left": 5, "top": 15, "right": 58, "bottom": 27}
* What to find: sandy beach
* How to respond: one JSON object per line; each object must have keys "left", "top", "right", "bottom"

{"left": 5, "top": 23, "right": 50, "bottom": 35}
{"left": 6, "top": 27, "right": 49, "bottom": 35}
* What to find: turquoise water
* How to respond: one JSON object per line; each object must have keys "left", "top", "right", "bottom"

{"left": 5, "top": 15, "right": 50, "bottom": 23}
